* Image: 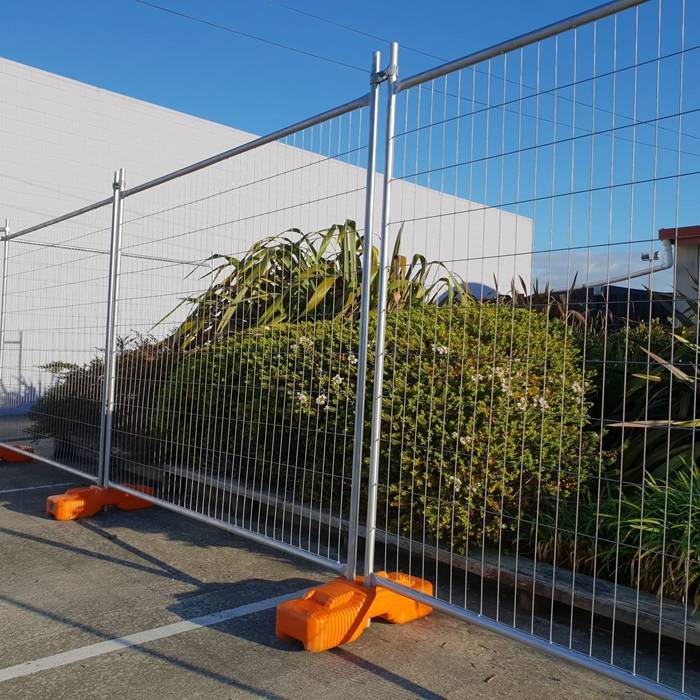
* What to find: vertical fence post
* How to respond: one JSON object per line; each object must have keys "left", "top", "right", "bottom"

{"left": 17, "top": 330, "right": 22, "bottom": 386}
{"left": 346, "top": 50, "right": 383, "bottom": 581}
{"left": 364, "top": 42, "right": 399, "bottom": 582}
{"left": 98, "top": 169, "right": 125, "bottom": 488}
{"left": 0, "top": 220, "right": 9, "bottom": 389}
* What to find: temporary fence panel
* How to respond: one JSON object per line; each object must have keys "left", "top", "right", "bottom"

{"left": 365, "top": 0, "right": 700, "bottom": 697}
{"left": 102, "top": 92, "right": 379, "bottom": 574}
{"left": 3, "top": 0, "right": 700, "bottom": 695}
{"left": 0, "top": 203, "right": 114, "bottom": 480}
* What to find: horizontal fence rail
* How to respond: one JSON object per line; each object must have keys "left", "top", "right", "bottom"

{"left": 1, "top": 96, "right": 371, "bottom": 243}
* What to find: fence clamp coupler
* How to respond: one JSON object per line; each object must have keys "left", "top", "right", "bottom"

{"left": 370, "top": 62, "right": 397, "bottom": 86}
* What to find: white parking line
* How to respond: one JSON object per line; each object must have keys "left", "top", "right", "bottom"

{"left": 0, "top": 589, "right": 307, "bottom": 683}
{"left": 0, "top": 482, "right": 76, "bottom": 495}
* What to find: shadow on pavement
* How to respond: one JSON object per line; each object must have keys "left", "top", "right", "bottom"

{"left": 1, "top": 482, "right": 457, "bottom": 698}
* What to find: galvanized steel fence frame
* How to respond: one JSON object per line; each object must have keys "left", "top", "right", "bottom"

{"left": 0, "top": 77, "right": 381, "bottom": 576}
{"left": 364, "top": 1, "right": 695, "bottom": 698}
{"left": 1, "top": 0, "right": 697, "bottom": 696}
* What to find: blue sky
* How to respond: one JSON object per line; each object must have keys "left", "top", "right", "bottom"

{"left": 0, "top": 0, "right": 603, "bottom": 135}
{"left": 2, "top": 0, "right": 699, "bottom": 290}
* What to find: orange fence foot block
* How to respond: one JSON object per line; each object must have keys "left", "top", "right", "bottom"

{"left": 0, "top": 445, "right": 34, "bottom": 462}
{"left": 46, "top": 484, "right": 154, "bottom": 521}
{"left": 276, "top": 572, "right": 433, "bottom": 652}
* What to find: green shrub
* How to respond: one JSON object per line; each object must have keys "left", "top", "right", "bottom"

{"left": 30, "top": 358, "right": 103, "bottom": 460}
{"left": 156, "top": 303, "right": 601, "bottom": 548}
{"left": 619, "top": 464, "right": 700, "bottom": 609}
{"left": 29, "top": 218, "right": 459, "bottom": 470}
{"left": 165, "top": 220, "right": 459, "bottom": 349}
{"left": 590, "top": 320, "right": 700, "bottom": 482}
{"left": 531, "top": 462, "right": 700, "bottom": 608}
{"left": 30, "top": 337, "right": 178, "bottom": 464}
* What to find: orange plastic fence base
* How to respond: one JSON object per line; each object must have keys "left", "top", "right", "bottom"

{"left": 46, "top": 485, "right": 154, "bottom": 521}
{"left": 276, "top": 571, "right": 433, "bottom": 652}
{"left": 0, "top": 445, "right": 34, "bottom": 462}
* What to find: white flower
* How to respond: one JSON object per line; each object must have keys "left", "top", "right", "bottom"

{"left": 451, "top": 431, "right": 459, "bottom": 440}
{"left": 571, "top": 381, "right": 584, "bottom": 394}
{"left": 517, "top": 397, "right": 528, "bottom": 411}
{"left": 432, "top": 343, "right": 449, "bottom": 356}
{"left": 447, "top": 474, "right": 463, "bottom": 490}
{"left": 537, "top": 396, "right": 549, "bottom": 410}
{"left": 348, "top": 352, "right": 358, "bottom": 365}
{"left": 297, "top": 392, "right": 309, "bottom": 405}
{"left": 332, "top": 374, "right": 344, "bottom": 387}
{"left": 295, "top": 335, "right": 314, "bottom": 351}
{"left": 459, "top": 435, "right": 472, "bottom": 448}
{"left": 316, "top": 393, "right": 328, "bottom": 406}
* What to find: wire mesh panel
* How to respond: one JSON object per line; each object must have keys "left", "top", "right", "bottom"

{"left": 105, "top": 102, "right": 374, "bottom": 570}
{"left": 3, "top": 3, "right": 698, "bottom": 691}
{"left": 370, "top": 0, "right": 700, "bottom": 695}
{"left": 0, "top": 205, "right": 113, "bottom": 479}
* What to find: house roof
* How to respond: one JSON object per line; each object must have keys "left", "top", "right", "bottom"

{"left": 659, "top": 225, "right": 700, "bottom": 245}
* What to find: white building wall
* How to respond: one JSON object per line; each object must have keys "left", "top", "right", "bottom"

{"left": 0, "top": 57, "right": 532, "bottom": 394}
